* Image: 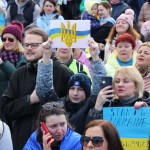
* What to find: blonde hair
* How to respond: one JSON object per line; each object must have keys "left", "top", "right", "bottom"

{"left": 136, "top": 42, "right": 150, "bottom": 78}
{"left": 137, "top": 42, "right": 150, "bottom": 51}
{"left": 0, "top": 40, "right": 24, "bottom": 53}
{"left": 113, "top": 66, "right": 144, "bottom": 98}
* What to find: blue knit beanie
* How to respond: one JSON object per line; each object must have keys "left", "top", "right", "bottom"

{"left": 67, "top": 73, "right": 92, "bottom": 98}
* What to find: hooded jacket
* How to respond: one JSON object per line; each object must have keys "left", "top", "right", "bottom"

{"left": 105, "top": 50, "right": 137, "bottom": 77}
{"left": 23, "top": 128, "right": 82, "bottom": 150}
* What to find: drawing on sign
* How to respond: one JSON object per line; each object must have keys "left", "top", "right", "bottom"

{"left": 61, "top": 21, "right": 76, "bottom": 47}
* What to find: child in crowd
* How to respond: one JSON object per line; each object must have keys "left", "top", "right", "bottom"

{"left": 81, "top": 1, "right": 100, "bottom": 38}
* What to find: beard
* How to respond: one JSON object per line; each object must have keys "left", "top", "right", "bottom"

{"left": 26, "top": 55, "right": 42, "bottom": 64}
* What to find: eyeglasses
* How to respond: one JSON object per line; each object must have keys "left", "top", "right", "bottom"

{"left": 42, "top": 101, "right": 64, "bottom": 111}
{"left": 80, "top": 136, "right": 104, "bottom": 147}
{"left": 23, "top": 43, "right": 42, "bottom": 49}
{"left": 1, "top": 37, "right": 15, "bottom": 42}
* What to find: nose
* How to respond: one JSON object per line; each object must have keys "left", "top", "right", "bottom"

{"left": 118, "top": 81, "right": 123, "bottom": 86}
{"left": 73, "top": 89, "right": 78, "bottom": 95}
{"left": 56, "top": 126, "right": 62, "bottom": 134}
{"left": 86, "top": 140, "right": 94, "bottom": 148}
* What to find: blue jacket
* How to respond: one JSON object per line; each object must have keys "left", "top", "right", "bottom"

{"left": 36, "top": 13, "right": 64, "bottom": 36}
{"left": 23, "top": 127, "right": 82, "bottom": 150}
{"left": 81, "top": 11, "right": 100, "bottom": 31}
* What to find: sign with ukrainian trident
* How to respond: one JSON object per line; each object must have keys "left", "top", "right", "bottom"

{"left": 49, "top": 20, "right": 90, "bottom": 48}
{"left": 103, "top": 107, "right": 150, "bottom": 150}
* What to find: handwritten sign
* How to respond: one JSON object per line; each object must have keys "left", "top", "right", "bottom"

{"left": 103, "top": 107, "right": 150, "bottom": 150}
{"left": 49, "top": 20, "right": 90, "bottom": 48}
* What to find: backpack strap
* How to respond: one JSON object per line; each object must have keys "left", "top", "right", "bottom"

{"left": 76, "top": 61, "right": 83, "bottom": 73}
{"left": 0, "top": 120, "right": 4, "bottom": 140}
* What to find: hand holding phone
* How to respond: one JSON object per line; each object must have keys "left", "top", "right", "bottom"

{"left": 40, "top": 122, "right": 52, "bottom": 143}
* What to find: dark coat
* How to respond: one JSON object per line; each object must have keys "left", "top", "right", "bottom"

{"left": 92, "top": 22, "right": 114, "bottom": 44}
{"left": 0, "top": 57, "right": 73, "bottom": 150}
{"left": 63, "top": 95, "right": 96, "bottom": 134}
{"left": 0, "top": 55, "right": 26, "bottom": 96}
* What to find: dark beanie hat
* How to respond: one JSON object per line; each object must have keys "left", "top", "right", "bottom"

{"left": 2, "top": 21, "right": 24, "bottom": 43}
{"left": 67, "top": 73, "right": 92, "bottom": 99}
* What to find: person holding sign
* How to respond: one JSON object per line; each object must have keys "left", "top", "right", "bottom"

{"left": 23, "top": 101, "right": 82, "bottom": 150}
{"left": 34, "top": 38, "right": 106, "bottom": 134}
{"left": 81, "top": 119, "right": 124, "bottom": 150}
{"left": 88, "top": 66, "right": 150, "bottom": 119}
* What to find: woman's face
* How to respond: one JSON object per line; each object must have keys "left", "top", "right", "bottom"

{"left": 69, "top": 86, "right": 86, "bottom": 103}
{"left": 114, "top": 73, "right": 136, "bottom": 100}
{"left": 46, "top": 114, "right": 67, "bottom": 141}
{"left": 83, "top": 126, "right": 108, "bottom": 150}
{"left": 43, "top": 1, "right": 55, "bottom": 14}
{"left": 116, "top": 41, "right": 133, "bottom": 62}
{"left": 2, "top": 33, "right": 18, "bottom": 51}
{"left": 98, "top": 5, "right": 110, "bottom": 18}
{"left": 136, "top": 46, "right": 150, "bottom": 66}
{"left": 116, "top": 19, "right": 129, "bottom": 34}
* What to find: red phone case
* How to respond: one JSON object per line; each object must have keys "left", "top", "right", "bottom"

{"left": 40, "top": 122, "right": 52, "bottom": 142}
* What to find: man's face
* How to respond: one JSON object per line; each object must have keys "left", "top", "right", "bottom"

{"left": 24, "top": 34, "right": 43, "bottom": 63}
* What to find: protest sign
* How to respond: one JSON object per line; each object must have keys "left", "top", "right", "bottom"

{"left": 103, "top": 107, "right": 150, "bottom": 150}
{"left": 49, "top": 20, "right": 90, "bottom": 48}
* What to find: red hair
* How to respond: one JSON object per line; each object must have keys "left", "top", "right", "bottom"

{"left": 115, "top": 33, "right": 136, "bottom": 49}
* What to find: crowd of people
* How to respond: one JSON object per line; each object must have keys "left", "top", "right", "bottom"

{"left": 0, "top": 0, "right": 150, "bottom": 150}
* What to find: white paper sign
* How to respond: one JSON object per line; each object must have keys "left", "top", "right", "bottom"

{"left": 49, "top": 20, "right": 90, "bottom": 48}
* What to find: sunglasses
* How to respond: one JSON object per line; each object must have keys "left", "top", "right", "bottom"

{"left": 81, "top": 135, "right": 104, "bottom": 147}
{"left": 42, "top": 101, "right": 64, "bottom": 111}
{"left": 1, "top": 37, "right": 15, "bottom": 42}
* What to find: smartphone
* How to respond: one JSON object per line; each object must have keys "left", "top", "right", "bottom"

{"left": 101, "top": 77, "right": 113, "bottom": 100}
{"left": 101, "top": 76, "right": 113, "bottom": 89}
{"left": 40, "top": 122, "right": 52, "bottom": 142}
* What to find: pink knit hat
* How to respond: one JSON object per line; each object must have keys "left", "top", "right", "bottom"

{"left": 2, "top": 21, "right": 24, "bottom": 43}
{"left": 116, "top": 9, "right": 134, "bottom": 27}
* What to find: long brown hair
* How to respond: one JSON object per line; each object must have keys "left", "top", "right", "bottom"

{"left": 106, "top": 26, "right": 141, "bottom": 43}
{"left": 83, "top": 120, "right": 124, "bottom": 150}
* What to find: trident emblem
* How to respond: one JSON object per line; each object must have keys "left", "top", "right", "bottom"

{"left": 61, "top": 21, "right": 76, "bottom": 47}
